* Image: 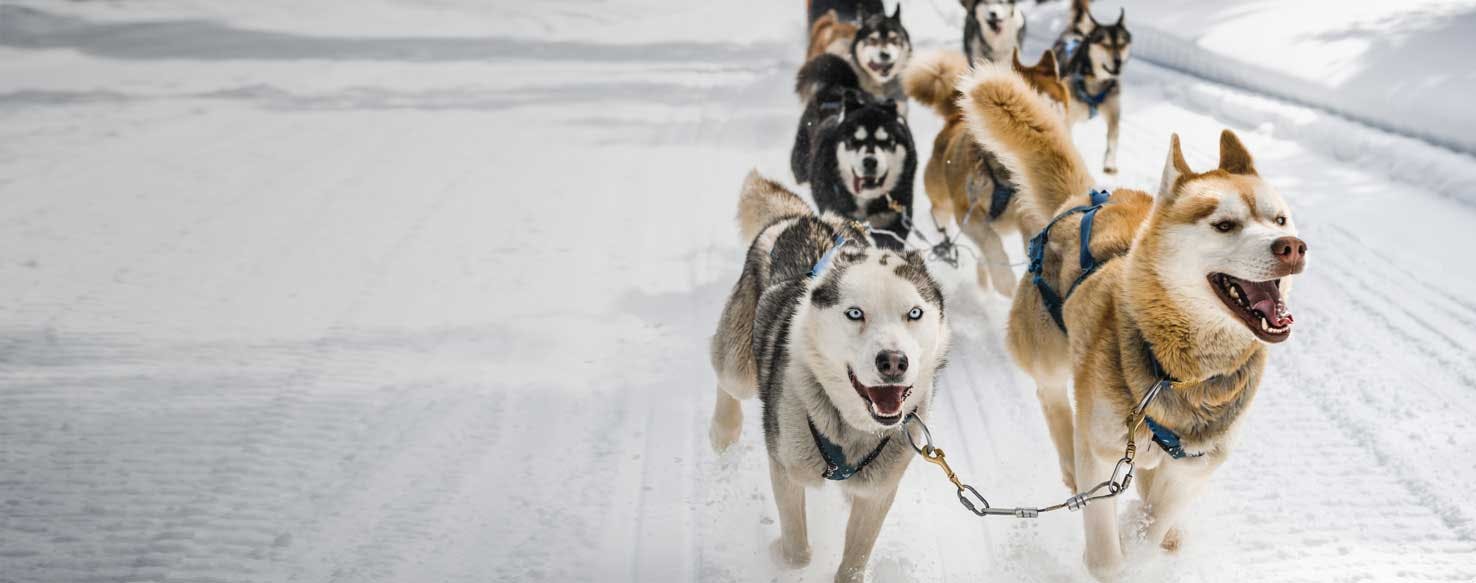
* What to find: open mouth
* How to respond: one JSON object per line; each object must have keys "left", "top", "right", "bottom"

{"left": 866, "top": 61, "right": 894, "bottom": 77}
{"left": 986, "top": 17, "right": 1002, "bottom": 34}
{"left": 852, "top": 171, "right": 887, "bottom": 194}
{"left": 1102, "top": 61, "right": 1122, "bottom": 76}
{"left": 1209, "top": 273, "right": 1294, "bottom": 343}
{"left": 848, "top": 367, "right": 911, "bottom": 425}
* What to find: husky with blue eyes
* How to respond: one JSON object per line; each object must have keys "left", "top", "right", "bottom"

{"left": 710, "top": 171, "right": 950, "bottom": 583}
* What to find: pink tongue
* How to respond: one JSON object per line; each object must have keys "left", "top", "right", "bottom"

{"left": 865, "top": 386, "right": 906, "bottom": 416}
{"left": 854, "top": 176, "right": 864, "bottom": 193}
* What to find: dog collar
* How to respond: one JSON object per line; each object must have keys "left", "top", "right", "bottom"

{"left": 808, "top": 417, "right": 892, "bottom": 481}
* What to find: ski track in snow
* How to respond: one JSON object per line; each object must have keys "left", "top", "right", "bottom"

{"left": 1, "top": 2, "right": 1475, "bottom": 582}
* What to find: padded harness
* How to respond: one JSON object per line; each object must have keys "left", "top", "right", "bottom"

{"left": 1026, "top": 189, "right": 1112, "bottom": 332}
{"left": 1072, "top": 76, "right": 1116, "bottom": 119}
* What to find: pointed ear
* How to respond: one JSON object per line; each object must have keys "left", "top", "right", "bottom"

{"left": 1116, "top": 7, "right": 1125, "bottom": 27}
{"left": 1038, "top": 49, "right": 1059, "bottom": 78}
{"left": 891, "top": 3, "right": 902, "bottom": 21}
{"left": 1159, "top": 133, "right": 1193, "bottom": 199}
{"left": 1218, "top": 129, "right": 1257, "bottom": 175}
{"left": 958, "top": 0, "right": 971, "bottom": 8}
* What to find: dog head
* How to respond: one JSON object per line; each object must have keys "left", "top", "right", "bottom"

{"left": 833, "top": 98, "right": 911, "bottom": 201}
{"left": 1140, "top": 130, "right": 1307, "bottom": 345}
{"left": 1012, "top": 49, "right": 1068, "bottom": 118}
{"left": 1080, "top": 8, "right": 1131, "bottom": 78}
{"left": 964, "top": 0, "right": 1024, "bottom": 39}
{"left": 804, "top": 246, "right": 948, "bottom": 430}
{"left": 852, "top": 4, "right": 911, "bottom": 84}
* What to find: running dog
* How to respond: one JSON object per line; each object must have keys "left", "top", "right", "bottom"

{"left": 1052, "top": 0, "right": 1131, "bottom": 174}
{"left": 797, "top": 4, "right": 912, "bottom": 105}
{"left": 905, "top": 48, "right": 1065, "bottom": 296}
{"left": 962, "top": 0, "right": 1027, "bottom": 65}
{"left": 959, "top": 62, "right": 1308, "bottom": 577}
{"left": 709, "top": 171, "right": 950, "bottom": 583}
{"left": 789, "top": 83, "right": 917, "bottom": 250}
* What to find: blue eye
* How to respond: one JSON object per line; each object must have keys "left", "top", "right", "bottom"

{"left": 845, "top": 308, "right": 865, "bottom": 321}
{"left": 907, "top": 307, "right": 924, "bottom": 320}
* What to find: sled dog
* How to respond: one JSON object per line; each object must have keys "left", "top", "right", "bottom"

{"left": 959, "top": 62, "right": 1308, "bottom": 577}
{"left": 789, "top": 85, "right": 917, "bottom": 250}
{"left": 709, "top": 171, "right": 950, "bottom": 582}
{"left": 797, "top": 4, "right": 912, "bottom": 105}
{"left": 904, "top": 48, "right": 1066, "bottom": 296}
{"left": 1051, "top": 0, "right": 1132, "bottom": 174}
{"left": 962, "top": 0, "right": 1027, "bottom": 65}
{"left": 807, "top": 0, "right": 883, "bottom": 27}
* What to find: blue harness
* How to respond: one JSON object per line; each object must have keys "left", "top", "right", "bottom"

{"left": 1072, "top": 76, "right": 1116, "bottom": 119}
{"left": 1142, "top": 346, "right": 1206, "bottom": 460}
{"left": 1026, "top": 189, "right": 1112, "bottom": 332}
{"left": 808, "top": 418, "right": 891, "bottom": 480}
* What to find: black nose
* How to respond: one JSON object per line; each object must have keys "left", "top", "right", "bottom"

{"left": 875, "top": 350, "right": 908, "bottom": 382}
{"left": 862, "top": 157, "right": 878, "bottom": 172}
{"left": 878, "top": 51, "right": 892, "bottom": 61}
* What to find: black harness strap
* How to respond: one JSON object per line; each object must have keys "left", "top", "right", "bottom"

{"left": 1026, "top": 189, "right": 1112, "bottom": 332}
{"left": 808, "top": 417, "right": 892, "bottom": 480}
{"left": 1142, "top": 344, "right": 1206, "bottom": 460}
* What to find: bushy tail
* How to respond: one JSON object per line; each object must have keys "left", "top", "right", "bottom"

{"left": 902, "top": 50, "right": 969, "bottom": 119}
{"left": 795, "top": 53, "right": 860, "bottom": 103}
{"left": 958, "top": 61, "right": 1092, "bottom": 229}
{"left": 738, "top": 170, "right": 812, "bottom": 242}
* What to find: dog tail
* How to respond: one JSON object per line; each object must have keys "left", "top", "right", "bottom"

{"left": 738, "top": 170, "right": 812, "bottom": 242}
{"left": 796, "top": 53, "right": 860, "bottom": 103}
{"left": 902, "top": 50, "right": 969, "bottom": 119}
{"left": 959, "top": 61, "right": 1092, "bottom": 229}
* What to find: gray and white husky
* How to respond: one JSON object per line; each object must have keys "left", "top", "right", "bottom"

{"left": 962, "top": 0, "right": 1026, "bottom": 65}
{"left": 710, "top": 171, "right": 950, "bottom": 583}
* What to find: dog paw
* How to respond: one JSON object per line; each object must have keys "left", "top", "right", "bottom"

{"left": 1160, "top": 527, "right": 1182, "bottom": 553}
{"left": 1084, "top": 550, "right": 1125, "bottom": 581}
{"left": 834, "top": 566, "right": 866, "bottom": 583}
{"left": 770, "top": 538, "right": 811, "bottom": 569}
{"left": 708, "top": 421, "right": 741, "bottom": 453}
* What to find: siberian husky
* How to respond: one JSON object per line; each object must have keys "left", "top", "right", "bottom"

{"left": 962, "top": 0, "right": 1027, "bottom": 65}
{"left": 1052, "top": 0, "right": 1132, "bottom": 174}
{"left": 789, "top": 85, "right": 917, "bottom": 250}
{"left": 904, "top": 48, "right": 1066, "bottom": 296}
{"left": 709, "top": 171, "right": 950, "bottom": 582}
{"left": 798, "top": 4, "right": 912, "bottom": 105}
{"left": 958, "top": 62, "right": 1308, "bottom": 577}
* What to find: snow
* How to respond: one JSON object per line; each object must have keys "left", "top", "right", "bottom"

{"left": 1, "top": 0, "right": 1474, "bottom": 582}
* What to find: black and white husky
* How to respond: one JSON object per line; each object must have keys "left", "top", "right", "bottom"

{"left": 1052, "top": 0, "right": 1132, "bottom": 173}
{"left": 710, "top": 171, "right": 950, "bottom": 583}
{"left": 789, "top": 83, "right": 917, "bottom": 250}
{"left": 962, "top": 0, "right": 1026, "bottom": 65}
{"left": 797, "top": 4, "right": 912, "bottom": 105}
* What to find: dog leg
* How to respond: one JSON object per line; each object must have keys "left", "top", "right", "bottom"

{"left": 1102, "top": 98, "right": 1121, "bottom": 175}
{"left": 1075, "top": 405, "right": 1124, "bottom": 579}
{"left": 708, "top": 387, "right": 743, "bottom": 452}
{"left": 962, "top": 217, "right": 1016, "bottom": 298}
{"left": 1035, "top": 375, "right": 1076, "bottom": 491}
{"left": 768, "top": 459, "right": 811, "bottom": 568}
{"left": 834, "top": 485, "right": 899, "bottom": 583}
{"left": 1139, "top": 457, "right": 1220, "bottom": 554}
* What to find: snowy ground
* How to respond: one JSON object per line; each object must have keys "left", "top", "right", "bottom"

{"left": 1, "top": 1, "right": 1475, "bottom": 582}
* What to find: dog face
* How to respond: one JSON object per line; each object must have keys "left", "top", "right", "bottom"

{"left": 852, "top": 5, "right": 911, "bottom": 84}
{"left": 806, "top": 248, "right": 947, "bottom": 430}
{"left": 1083, "top": 10, "right": 1132, "bottom": 78}
{"left": 834, "top": 104, "right": 909, "bottom": 201}
{"left": 967, "top": 0, "right": 1024, "bottom": 39}
{"left": 1150, "top": 131, "right": 1307, "bottom": 345}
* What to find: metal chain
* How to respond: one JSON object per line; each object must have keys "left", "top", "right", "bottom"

{"left": 905, "top": 378, "right": 1169, "bottom": 518}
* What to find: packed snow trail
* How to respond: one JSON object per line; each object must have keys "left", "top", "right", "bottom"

{"left": 1, "top": 1, "right": 1474, "bottom": 582}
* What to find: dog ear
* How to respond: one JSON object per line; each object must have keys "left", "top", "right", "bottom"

{"left": 1037, "top": 49, "right": 1059, "bottom": 78}
{"left": 891, "top": 3, "right": 902, "bottom": 21}
{"left": 1218, "top": 129, "right": 1258, "bottom": 175}
{"left": 958, "top": 0, "right": 972, "bottom": 8}
{"left": 1116, "top": 7, "right": 1125, "bottom": 27}
{"left": 1159, "top": 133, "right": 1193, "bottom": 200}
